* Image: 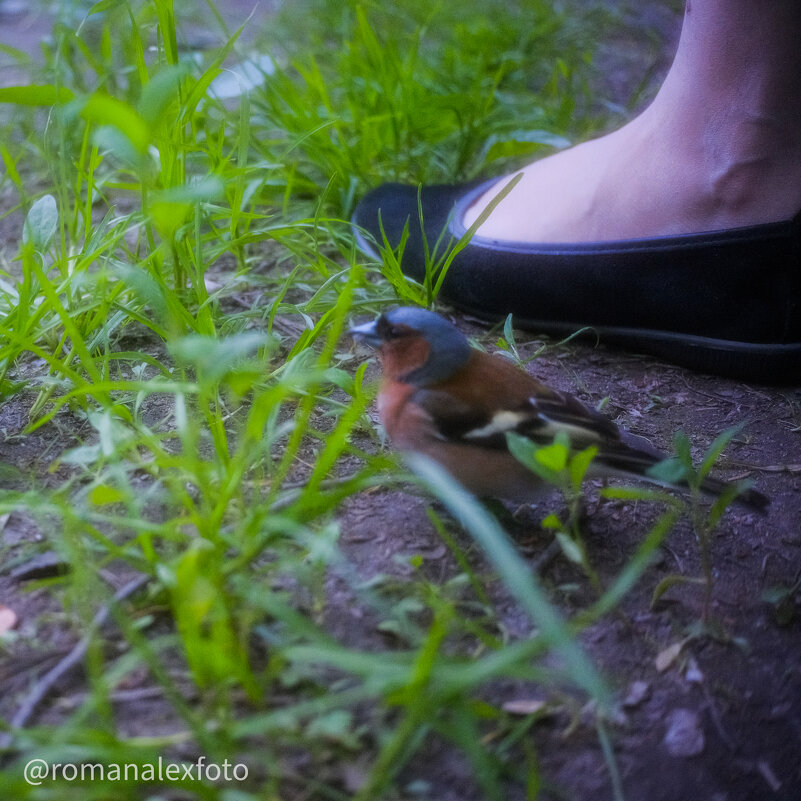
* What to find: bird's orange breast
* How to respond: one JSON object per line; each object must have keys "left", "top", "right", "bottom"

{"left": 379, "top": 337, "right": 432, "bottom": 382}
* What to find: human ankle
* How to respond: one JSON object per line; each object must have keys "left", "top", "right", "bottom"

{"left": 693, "top": 113, "right": 801, "bottom": 223}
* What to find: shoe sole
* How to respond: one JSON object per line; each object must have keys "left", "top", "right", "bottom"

{"left": 452, "top": 302, "right": 801, "bottom": 384}
{"left": 354, "top": 222, "right": 801, "bottom": 383}
{"left": 352, "top": 194, "right": 801, "bottom": 383}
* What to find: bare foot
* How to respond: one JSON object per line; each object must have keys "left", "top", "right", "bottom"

{"left": 463, "top": 0, "right": 801, "bottom": 244}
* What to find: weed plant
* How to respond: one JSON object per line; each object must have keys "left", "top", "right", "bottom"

{"left": 0, "top": 1, "right": 742, "bottom": 799}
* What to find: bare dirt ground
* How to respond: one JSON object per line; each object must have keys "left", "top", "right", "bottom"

{"left": 339, "top": 324, "right": 801, "bottom": 800}
{"left": 1, "top": 2, "right": 800, "bottom": 800}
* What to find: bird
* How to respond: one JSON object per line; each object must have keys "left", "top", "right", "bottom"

{"left": 349, "top": 306, "right": 768, "bottom": 511}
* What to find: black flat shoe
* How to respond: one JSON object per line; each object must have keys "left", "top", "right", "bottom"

{"left": 352, "top": 179, "right": 801, "bottom": 383}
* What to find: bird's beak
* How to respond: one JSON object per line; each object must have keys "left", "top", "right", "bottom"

{"left": 348, "top": 319, "right": 382, "bottom": 347}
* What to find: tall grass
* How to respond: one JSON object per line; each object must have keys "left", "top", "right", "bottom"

{"left": 0, "top": 1, "right": 710, "bottom": 799}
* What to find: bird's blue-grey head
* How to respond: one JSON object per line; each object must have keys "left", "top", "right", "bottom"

{"left": 349, "top": 306, "right": 472, "bottom": 386}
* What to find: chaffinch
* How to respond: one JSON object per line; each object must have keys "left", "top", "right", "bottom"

{"left": 349, "top": 306, "right": 768, "bottom": 510}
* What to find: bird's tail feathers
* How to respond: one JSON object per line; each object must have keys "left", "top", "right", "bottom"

{"left": 697, "top": 473, "right": 769, "bottom": 513}
{"left": 598, "top": 438, "right": 768, "bottom": 513}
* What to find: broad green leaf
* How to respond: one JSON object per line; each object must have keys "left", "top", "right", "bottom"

{"left": 506, "top": 432, "right": 560, "bottom": 484}
{"left": 569, "top": 445, "right": 598, "bottom": 491}
{"left": 153, "top": 175, "right": 225, "bottom": 205}
{"left": 149, "top": 200, "right": 192, "bottom": 240}
{"left": 699, "top": 424, "right": 743, "bottom": 480}
{"left": 535, "top": 440, "right": 569, "bottom": 473}
{"left": 93, "top": 125, "right": 146, "bottom": 170}
{"left": 646, "top": 457, "right": 689, "bottom": 486}
{"left": 89, "top": 484, "right": 127, "bottom": 506}
{"left": 22, "top": 195, "right": 58, "bottom": 251}
{"left": 169, "top": 331, "right": 271, "bottom": 384}
{"left": 305, "top": 710, "right": 358, "bottom": 748}
{"left": 149, "top": 176, "right": 225, "bottom": 238}
{"left": 82, "top": 94, "right": 150, "bottom": 152}
{"left": 138, "top": 63, "right": 189, "bottom": 125}
{"left": 541, "top": 513, "right": 563, "bottom": 531}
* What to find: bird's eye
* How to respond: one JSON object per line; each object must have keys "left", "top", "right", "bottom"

{"left": 387, "top": 326, "right": 406, "bottom": 339}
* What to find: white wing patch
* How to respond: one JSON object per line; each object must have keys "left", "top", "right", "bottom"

{"left": 463, "top": 410, "right": 530, "bottom": 440}
{"left": 530, "top": 392, "right": 604, "bottom": 445}
{"left": 537, "top": 417, "right": 603, "bottom": 444}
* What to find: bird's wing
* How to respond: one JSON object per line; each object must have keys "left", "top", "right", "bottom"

{"left": 406, "top": 379, "right": 769, "bottom": 511}
{"left": 410, "top": 386, "right": 621, "bottom": 452}
{"left": 407, "top": 388, "right": 498, "bottom": 444}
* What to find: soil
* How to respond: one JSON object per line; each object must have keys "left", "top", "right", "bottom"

{"left": 341, "top": 332, "right": 801, "bottom": 801}
{"left": 2, "top": 2, "right": 800, "bottom": 801}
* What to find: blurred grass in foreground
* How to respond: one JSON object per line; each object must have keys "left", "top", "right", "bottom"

{"left": 0, "top": 2, "right": 712, "bottom": 799}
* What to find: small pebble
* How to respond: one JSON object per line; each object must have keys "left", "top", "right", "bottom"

{"left": 622, "top": 680, "right": 651, "bottom": 709}
{"left": 663, "top": 708, "right": 705, "bottom": 757}
{"left": 685, "top": 656, "right": 704, "bottom": 684}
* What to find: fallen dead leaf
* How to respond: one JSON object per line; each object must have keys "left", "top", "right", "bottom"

{"left": 656, "top": 640, "right": 686, "bottom": 672}
{"left": 502, "top": 699, "right": 548, "bottom": 716}
{"left": 622, "top": 680, "right": 651, "bottom": 709}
